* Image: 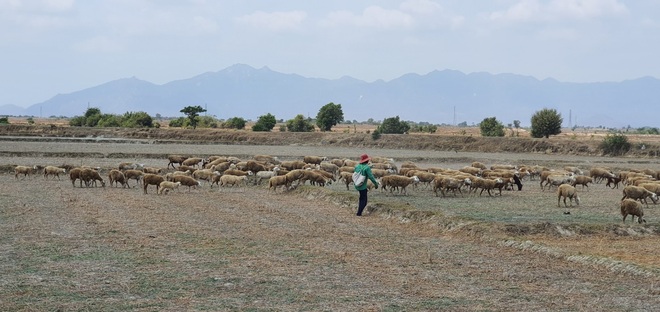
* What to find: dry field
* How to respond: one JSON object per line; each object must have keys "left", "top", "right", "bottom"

{"left": 1, "top": 137, "right": 660, "bottom": 311}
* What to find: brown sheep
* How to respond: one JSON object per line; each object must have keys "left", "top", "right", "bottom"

{"left": 253, "top": 154, "right": 280, "bottom": 165}
{"left": 142, "top": 174, "right": 165, "bottom": 194}
{"left": 143, "top": 167, "right": 163, "bottom": 174}
{"left": 621, "top": 185, "right": 658, "bottom": 206}
{"left": 280, "top": 160, "right": 306, "bottom": 171}
{"left": 303, "top": 155, "right": 327, "bottom": 165}
{"left": 192, "top": 169, "right": 221, "bottom": 186}
{"left": 69, "top": 167, "right": 84, "bottom": 187}
{"left": 182, "top": 157, "right": 203, "bottom": 168}
{"left": 169, "top": 175, "right": 202, "bottom": 192}
{"left": 245, "top": 160, "right": 269, "bottom": 173}
{"left": 380, "top": 175, "right": 419, "bottom": 195}
{"left": 80, "top": 168, "right": 106, "bottom": 188}
{"left": 123, "top": 169, "right": 144, "bottom": 187}
{"left": 219, "top": 175, "right": 249, "bottom": 188}
{"left": 43, "top": 165, "right": 66, "bottom": 180}
{"left": 108, "top": 169, "right": 129, "bottom": 188}
{"left": 118, "top": 162, "right": 144, "bottom": 171}
{"left": 268, "top": 175, "right": 289, "bottom": 193}
{"left": 570, "top": 175, "right": 593, "bottom": 190}
{"left": 471, "top": 161, "right": 487, "bottom": 170}
{"left": 475, "top": 177, "right": 505, "bottom": 197}
{"left": 620, "top": 199, "right": 646, "bottom": 224}
{"left": 557, "top": 184, "right": 580, "bottom": 208}
{"left": 589, "top": 167, "right": 615, "bottom": 183}
{"left": 167, "top": 155, "right": 188, "bottom": 169}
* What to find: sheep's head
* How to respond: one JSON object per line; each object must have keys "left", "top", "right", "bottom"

{"left": 650, "top": 192, "right": 659, "bottom": 203}
{"left": 463, "top": 178, "right": 472, "bottom": 185}
{"left": 411, "top": 176, "right": 420, "bottom": 183}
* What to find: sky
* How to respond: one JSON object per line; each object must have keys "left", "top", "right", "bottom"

{"left": 2, "top": 0, "right": 660, "bottom": 108}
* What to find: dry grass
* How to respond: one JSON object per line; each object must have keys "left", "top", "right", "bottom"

{"left": 1, "top": 133, "right": 660, "bottom": 310}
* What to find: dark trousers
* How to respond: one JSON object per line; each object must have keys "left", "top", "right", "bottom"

{"left": 357, "top": 189, "right": 368, "bottom": 216}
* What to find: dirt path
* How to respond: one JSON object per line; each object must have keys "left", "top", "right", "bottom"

{"left": 1, "top": 176, "right": 658, "bottom": 311}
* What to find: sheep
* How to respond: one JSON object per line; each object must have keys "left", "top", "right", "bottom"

{"left": 69, "top": 167, "right": 84, "bottom": 187}
{"left": 268, "top": 175, "right": 289, "bottom": 193}
{"left": 589, "top": 167, "right": 615, "bottom": 183}
{"left": 223, "top": 169, "right": 253, "bottom": 177}
{"left": 182, "top": 157, "right": 203, "bottom": 168}
{"left": 80, "top": 168, "right": 106, "bottom": 188}
{"left": 123, "top": 169, "right": 144, "bottom": 187}
{"left": 621, "top": 185, "right": 658, "bottom": 206}
{"left": 43, "top": 165, "right": 66, "bottom": 180}
{"left": 108, "top": 169, "right": 129, "bottom": 188}
{"left": 620, "top": 199, "right": 646, "bottom": 224}
{"left": 459, "top": 166, "right": 482, "bottom": 176}
{"left": 319, "top": 162, "right": 340, "bottom": 177}
{"left": 475, "top": 177, "right": 505, "bottom": 197}
{"left": 245, "top": 160, "right": 269, "bottom": 173}
{"left": 253, "top": 154, "right": 280, "bottom": 165}
{"left": 298, "top": 170, "right": 333, "bottom": 187}
{"left": 192, "top": 169, "right": 221, "bottom": 186}
{"left": 176, "top": 165, "right": 198, "bottom": 174}
{"left": 283, "top": 169, "right": 307, "bottom": 188}
{"left": 471, "top": 161, "right": 487, "bottom": 170}
{"left": 303, "top": 155, "right": 327, "bottom": 165}
{"left": 606, "top": 176, "right": 622, "bottom": 189}
{"left": 339, "top": 171, "right": 354, "bottom": 190}
{"left": 380, "top": 175, "right": 420, "bottom": 195}
{"left": 570, "top": 175, "right": 593, "bottom": 190}
{"left": 143, "top": 167, "right": 163, "bottom": 174}
{"left": 158, "top": 181, "right": 181, "bottom": 195}
{"left": 639, "top": 183, "right": 660, "bottom": 197}
{"left": 280, "top": 160, "right": 306, "bottom": 171}
{"left": 169, "top": 175, "right": 202, "bottom": 192}
{"left": 167, "top": 155, "right": 188, "bottom": 169}
{"left": 433, "top": 176, "right": 469, "bottom": 197}
{"left": 143, "top": 173, "right": 165, "bottom": 194}
{"left": 563, "top": 166, "right": 584, "bottom": 176}
{"left": 255, "top": 166, "right": 281, "bottom": 185}
{"left": 490, "top": 164, "right": 516, "bottom": 170}
{"left": 557, "top": 184, "right": 580, "bottom": 208}
{"left": 541, "top": 173, "right": 575, "bottom": 191}
{"left": 219, "top": 174, "right": 249, "bottom": 188}
{"left": 118, "top": 162, "right": 144, "bottom": 171}
{"left": 14, "top": 165, "right": 37, "bottom": 179}
{"left": 205, "top": 160, "right": 233, "bottom": 172}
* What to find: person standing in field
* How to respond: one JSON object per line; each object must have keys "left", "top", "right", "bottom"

{"left": 354, "top": 153, "right": 379, "bottom": 216}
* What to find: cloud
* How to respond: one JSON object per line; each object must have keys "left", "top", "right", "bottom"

{"left": 73, "top": 36, "right": 123, "bottom": 53}
{"left": 399, "top": 0, "right": 442, "bottom": 15}
{"left": 236, "top": 10, "right": 307, "bottom": 32}
{"left": 321, "top": 6, "right": 413, "bottom": 29}
{"left": 489, "top": 0, "right": 629, "bottom": 23}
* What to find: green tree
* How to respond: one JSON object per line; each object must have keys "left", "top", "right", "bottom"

{"left": 530, "top": 108, "right": 563, "bottom": 138}
{"left": 286, "top": 114, "right": 315, "bottom": 132}
{"left": 197, "top": 115, "right": 218, "bottom": 128}
{"left": 0, "top": 117, "right": 9, "bottom": 124}
{"left": 377, "top": 116, "right": 410, "bottom": 134}
{"left": 315, "top": 102, "right": 344, "bottom": 131}
{"left": 84, "top": 107, "right": 101, "bottom": 118}
{"left": 224, "top": 117, "right": 246, "bottom": 129}
{"left": 180, "top": 105, "right": 207, "bottom": 129}
{"left": 97, "top": 114, "right": 122, "bottom": 127}
{"left": 168, "top": 117, "right": 187, "bottom": 128}
{"left": 479, "top": 117, "right": 505, "bottom": 137}
{"left": 252, "top": 113, "right": 277, "bottom": 132}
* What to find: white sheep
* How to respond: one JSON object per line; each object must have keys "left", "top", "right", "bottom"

{"left": 14, "top": 165, "right": 37, "bottom": 179}
{"left": 620, "top": 199, "right": 646, "bottom": 224}
{"left": 557, "top": 184, "right": 580, "bottom": 207}
{"left": 158, "top": 181, "right": 181, "bottom": 195}
{"left": 43, "top": 165, "right": 66, "bottom": 180}
{"left": 621, "top": 185, "right": 658, "bottom": 206}
{"left": 255, "top": 166, "right": 281, "bottom": 185}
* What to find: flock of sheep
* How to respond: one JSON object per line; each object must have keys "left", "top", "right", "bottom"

{"left": 12, "top": 154, "right": 657, "bottom": 224}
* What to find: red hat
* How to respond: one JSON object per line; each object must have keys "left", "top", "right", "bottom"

{"left": 359, "top": 154, "right": 371, "bottom": 163}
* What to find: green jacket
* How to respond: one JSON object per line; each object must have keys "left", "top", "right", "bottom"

{"left": 354, "top": 163, "right": 379, "bottom": 191}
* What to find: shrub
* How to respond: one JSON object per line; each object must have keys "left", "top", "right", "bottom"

{"left": 0, "top": 117, "right": 9, "bottom": 124}
{"left": 479, "top": 117, "right": 505, "bottom": 137}
{"left": 377, "top": 116, "right": 410, "bottom": 134}
{"left": 600, "top": 133, "right": 631, "bottom": 156}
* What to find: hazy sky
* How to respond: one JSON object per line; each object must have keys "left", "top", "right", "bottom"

{"left": 2, "top": 0, "right": 659, "bottom": 108}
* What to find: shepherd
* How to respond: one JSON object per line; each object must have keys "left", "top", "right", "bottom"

{"left": 354, "top": 153, "right": 379, "bottom": 216}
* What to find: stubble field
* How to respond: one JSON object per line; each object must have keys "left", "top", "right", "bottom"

{"left": 1, "top": 137, "right": 659, "bottom": 311}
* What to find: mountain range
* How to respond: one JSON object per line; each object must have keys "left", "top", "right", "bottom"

{"left": 2, "top": 63, "right": 659, "bottom": 128}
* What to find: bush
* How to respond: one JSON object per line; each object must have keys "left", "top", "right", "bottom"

{"left": 286, "top": 114, "right": 315, "bottom": 132}
{"left": 600, "top": 133, "right": 631, "bottom": 156}
{"left": 371, "top": 129, "right": 381, "bottom": 140}
{"left": 253, "top": 113, "right": 277, "bottom": 132}
{"left": 168, "top": 117, "right": 187, "bottom": 128}
{"left": 0, "top": 117, "right": 9, "bottom": 124}
{"left": 377, "top": 116, "right": 410, "bottom": 134}
{"left": 479, "top": 117, "right": 505, "bottom": 137}
{"left": 223, "top": 117, "right": 246, "bottom": 129}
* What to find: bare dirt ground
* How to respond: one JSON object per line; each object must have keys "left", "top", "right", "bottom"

{"left": 1, "top": 126, "right": 660, "bottom": 310}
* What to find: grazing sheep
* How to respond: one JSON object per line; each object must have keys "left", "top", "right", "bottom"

{"left": 142, "top": 174, "right": 165, "bottom": 194}
{"left": 433, "top": 176, "right": 468, "bottom": 197}
{"left": 471, "top": 161, "right": 487, "bottom": 170}
{"left": 380, "top": 175, "right": 420, "bottom": 195}
{"left": 182, "top": 157, "right": 204, "bottom": 168}
{"left": 571, "top": 175, "right": 593, "bottom": 190}
{"left": 123, "top": 169, "right": 144, "bottom": 187}
{"left": 541, "top": 174, "right": 575, "bottom": 191}
{"left": 118, "top": 162, "right": 144, "bottom": 171}
{"left": 69, "top": 167, "right": 84, "bottom": 187}
{"left": 158, "top": 181, "right": 181, "bottom": 195}
{"left": 43, "top": 165, "right": 66, "bottom": 180}
{"left": 283, "top": 169, "right": 307, "bottom": 188}
{"left": 14, "top": 165, "right": 37, "bottom": 179}
{"left": 143, "top": 167, "right": 163, "bottom": 174}
{"left": 476, "top": 177, "right": 505, "bottom": 197}
{"left": 219, "top": 175, "right": 249, "bottom": 188}
{"left": 80, "top": 168, "right": 106, "bottom": 188}
{"left": 245, "top": 160, "right": 269, "bottom": 173}
{"left": 303, "top": 155, "right": 327, "bottom": 165}
{"left": 169, "top": 175, "right": 202, "bottom": 192}
{"left": 621, "top": 185, "right": 658, "bottom": 206}
{"left": 280, "top": 160, "right": 307, "bottom": 171}
{"left": 192, "top": 169, "right": 221, "bottom": 186}
{"left": 459, "top": 166, "right": 482, "bottom": 176}
{"left": 268, "top": 175, "right": 289, "bottom": 193}
{"left": 589, "top": 167, "right": 615, "bottom": 183}
{"left": 108, "top": 169, "right": 129, "bottom": 188}
{"left": 253, "top": 154, "right": 280, "bottom": 165}
{"left": 620, "top": 199, "right": 646, "bottom": 224}
{"left": 639, "top": 183, "right": 660, "bottom": 197}
{"left": 167, "top": 155, "right": 189, "bottom": 169}
{"left": 557, "top": 184, "right": 580, "bottom": 208}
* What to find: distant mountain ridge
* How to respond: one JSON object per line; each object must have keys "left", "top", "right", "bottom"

{"left": 2, "top": 64, "right": 658, "bottom": 128}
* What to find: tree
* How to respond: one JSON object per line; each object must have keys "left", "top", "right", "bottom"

{"left": 224, "top": 117, "right": 246, "bottom": 129}
{"left": 530, "top": 108, "right": 563, "bottom": 138}
{"left": 377, "top": 116, "right": 410, "bottom": 134}
{"left": 315, "top": 102, "right": 344, "bottom": 131}
{"left": 479, "top": 117, "right": 505, "bottom": 137}
{"left": 252, "top": 113, "right": 277, "bottom": 132}
{"left": 0, "top": 117, "right": 9, "bottom": 124}
{"left": 180, "top": 105, "right": 207, "bottom": 129}
{"left": 121, "top": 111, "right": 153, "bottom": 128}
{"left": 286, "top": 114, "right": 315, "bottom": 132}
{"left": 513, "top": 120, "right": 521, "bottom": 137}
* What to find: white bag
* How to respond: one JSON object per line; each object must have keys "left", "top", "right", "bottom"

{"left": 352, "top": 170, "right": 366, "bottom": 187}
